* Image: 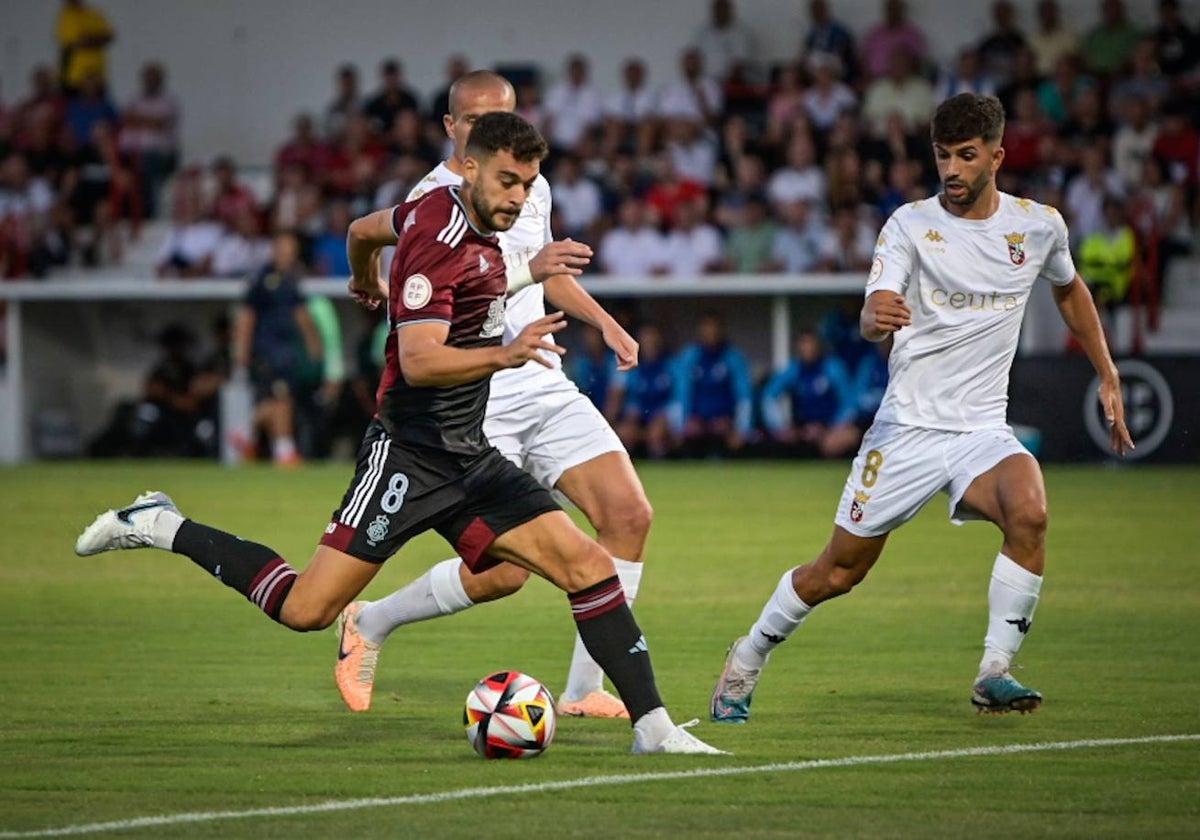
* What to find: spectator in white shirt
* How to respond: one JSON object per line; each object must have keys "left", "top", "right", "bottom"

{"left": 861, "top": 48, "right": 935, "bottom": 137}
{"left": 551, "top": 153, "right": 603, "bottom": 240}
{"left": 118, "top": 61, "right": 179, "bottom": 218}
{"left": 1110, "top": 96, "right": 1158, "bottom": 194}
{"left": 771, "top": 199, "right": 829, "bottom": 273}
{"left": 767, "top": 131, "right": 827, "bottom": 209}
{"left": 323, "top": 64, "right": 361, "bottom": 142}
{"left": 211, "top": 206, "right": 272, "bottom": 278}
{"left": 543, "top": 54, "right": 605, "bottom": 152}
{"left": 599, "top": 197, "right": 669, "bottom": 277}
{"left": 691, "top": 0, "right": 756, "bottom": 82}
{"left": 817, "top": 204, "right": 876, "bottom": 272}
{"left": 935, "top": 48, "right": 997, "bottom": 103}
{"left": 603, "top": 58, "right": 657, "bottom": 157}
{"left": 664, "top": 196, "right": 724, "bottom": 277}
{"left": 665, "top": 117, "right": 718, "bottom": 186}
{"left": 1065, "top": 142, "right": 1125, "bottom": 245}
{"left": 656, "top": 47, "right": 724, "bottom": 127}
{"left": 802, "top": 52, "right": 857, "bottom": 133}
{"left": 156, "top": 174, "right": 223, "bottom": 278}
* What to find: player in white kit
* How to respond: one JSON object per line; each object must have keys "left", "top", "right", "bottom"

{"left": 711, "top": 93, "right": 1134, "bottom": 721}
{"left": 336, "top": 71, "right": 650, "bottom": 718}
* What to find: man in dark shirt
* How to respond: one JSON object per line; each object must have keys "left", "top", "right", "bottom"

{"left": 364, "top": 59, "right": 420, "bottom": 134}
{"left": 75, "top": 112, "right": 722, "bottom": 756}
{"left": 232, "top": 231, "right": 321, "bottom": 465}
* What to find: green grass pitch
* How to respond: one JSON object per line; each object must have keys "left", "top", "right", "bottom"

{"left": 1, "top": 460, "right": 1198, "bottom": 838}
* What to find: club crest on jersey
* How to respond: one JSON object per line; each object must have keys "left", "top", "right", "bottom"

{"left": 402, "top": 274, "right": 433, "bottom": 309}
{"left": 849, "top": 491, "right": 870, "bottom": 523}
{"left": 481, "top": 295, "right": 505, "bottom": 338}
{"left": 1004, "top": 232, "right": 1027, "bottom": 266}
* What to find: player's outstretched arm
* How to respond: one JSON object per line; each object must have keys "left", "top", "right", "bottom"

{"left": 345, "top": 208, "right": 397, "bottom": 309}
{"left": 544, "top": 274, "right": 639, "bottom": 370}
{"left": 504, "top": 239, "right": 594, "bottom": 295}
{"left": 396, "top": 313, "right": 568, "bottom": 387}
{"left": 860, "top": 290, "right": 912, "bottom": 342}
{"left": 1052, "top": 275, "right": 1133, "bottom": 455}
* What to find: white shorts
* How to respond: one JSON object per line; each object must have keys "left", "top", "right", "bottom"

{"left": 484, "top": 377, "right": 626, "bottom": 490}
{"left": 834, "top": 422, "right": 1033, "bottom": 538}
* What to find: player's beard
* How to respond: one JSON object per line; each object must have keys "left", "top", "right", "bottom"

{"left": 942, "top": 169, "right": 990, "bottom": 208}
{"left": 470, "top": 189, "right": 520, "bottom": 233}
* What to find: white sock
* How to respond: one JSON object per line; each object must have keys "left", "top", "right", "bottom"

{"left": 356, "top": 558, "right": 474, "bottom": 645}
{"left": 272, "top": 436, "right": 296, "bottom": 461}
{"left": 155, "top": 510, "right": 185, "bottom": 551}
{"left": 563, "top": 558, "right": 642, "bottom": 701}
{"left": 632, "top": 705, "right": 673, "bottom": 742}
{"left": 978, "top": 553, "right": 1042, "bottom": 680}
{"left": 737, "top": 568, "right": 813, "bottom": 671}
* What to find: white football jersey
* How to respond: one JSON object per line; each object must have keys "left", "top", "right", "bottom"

{"left": 406, "top": 162, "right": 557, "bottom": 395}
{"left": 867, "top": 192, "right": 1076, "bottom": 431}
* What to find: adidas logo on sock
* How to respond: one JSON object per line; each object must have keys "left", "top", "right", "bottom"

{"left": 628, "top": 635, "right": 648, "bottom": 654}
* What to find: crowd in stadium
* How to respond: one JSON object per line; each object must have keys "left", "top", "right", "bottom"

{"left": 3, "top": 0, "right": 1198, "bottom": 461}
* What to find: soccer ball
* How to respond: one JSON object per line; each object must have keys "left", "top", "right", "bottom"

{"left": 463, "top": 671, "right": 557, "bottom": 759}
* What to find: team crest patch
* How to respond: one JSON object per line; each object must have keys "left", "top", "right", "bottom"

{"left": 867, "top": 257, "right": 884, "bottom": 286}
{"left": 849, "top": 491, "right": 870, "bottom": 523}
{"left": 480, "top": 295, "right": 505, "bottom": 338}
{"left": 402, "top": 273, "right": 433, "bottom": 309}
{"left": 1005, "top": 232, "right": 1027, "bottom": 266}
{"left": 365, "top": 514, "right": 390, "bottom": 546}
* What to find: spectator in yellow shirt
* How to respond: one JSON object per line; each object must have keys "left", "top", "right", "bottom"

{"left": 57, "top": 0, "right": 115, "bottom": 93}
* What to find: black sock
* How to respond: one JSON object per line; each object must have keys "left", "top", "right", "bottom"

{"left": 172, "top": 520, "right": 297, "bottom": 623}
{"left": 569, "top": 575, "right": 663, "bottom": 723}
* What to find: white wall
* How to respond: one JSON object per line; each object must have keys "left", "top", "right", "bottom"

{"left": 0, "top": 0, "right": 1164, "bottom": 166}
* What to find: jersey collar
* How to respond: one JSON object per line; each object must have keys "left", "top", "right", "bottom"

{"left": 448, "top": 186, "right": 498, "bottom": 240}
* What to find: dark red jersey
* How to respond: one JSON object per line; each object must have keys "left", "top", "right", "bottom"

{"left": 375, "top": 186, "right": 508, "bottom": 455}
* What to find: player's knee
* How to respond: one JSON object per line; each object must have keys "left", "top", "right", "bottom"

{"left": 594, "top": 494, "right": 653, "bottom": 543}
{"left": 826, "top": 564, "right": 866, "bottom": 596}
{"left": 557, "top": 538, "right": 615, "bottom": 593}
{"left": 471, "top": 562, "right": 531, "bottom": 602}
{"left": 1006, "top": 498, "right": 1048, "bottom": 544}
{"left": 280, "top": 599, "right": 339, "bottom": 632}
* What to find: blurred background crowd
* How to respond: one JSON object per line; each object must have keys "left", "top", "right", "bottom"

{"left": 2, "top": 0, "right": 1197, "bottom": 462}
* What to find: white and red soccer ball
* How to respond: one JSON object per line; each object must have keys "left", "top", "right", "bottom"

{"left": 463, "top": 671, "right": 557, "bottom": 759}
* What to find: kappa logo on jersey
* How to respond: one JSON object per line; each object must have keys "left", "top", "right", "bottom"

{"left": 402, "top": 273, "right": 433, "bottom": 309}
{"left": 924, "top": 229, "right": 945, "bottom": 243}
{"left": 1005, "top": 232, "right": 1027, "bottom": 265}
{"left": 849, "top": 490, "right": 870, "bottom": 523}
{"left": 1015, "top": 198, "right": 1032, "bottom": 213}
{"left": 478, "top": 254, "right": 490, "bottom": 273}
{"left": 481, "top": 295, "right": 505, "bottom": 338}
{"left": 402, "top": 209, "right": 417, "bottom": 232}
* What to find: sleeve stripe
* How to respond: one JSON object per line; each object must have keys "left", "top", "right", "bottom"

{"left": 436, "top": 206, "right": 467, "bottom": 247}
{"left": 395, "top": 318, "right": 452, "bottom": 328}
{"left": 389, "top": 205, "right": 402, "bottom": 238}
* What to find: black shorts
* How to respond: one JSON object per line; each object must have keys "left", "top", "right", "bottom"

{"left": 320, "top": 420, "right": 560, "bottom": 571}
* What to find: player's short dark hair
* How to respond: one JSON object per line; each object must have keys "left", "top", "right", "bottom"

{"left": 930, "top": 93, "right": 1006, "bottom": 145}
{"left": 466, "top": 111, "right": 548, "bottom": 164}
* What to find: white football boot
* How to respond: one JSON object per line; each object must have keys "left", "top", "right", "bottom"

{"left": 632, "top": 718, "right": 729, "bottom": 755}
{"left": 75, "top": 491, "right": 181, "bottom": 555}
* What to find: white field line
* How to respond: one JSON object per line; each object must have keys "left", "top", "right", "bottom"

{"left": 2, "top": 733, "right": 1197, "bottom": 838}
